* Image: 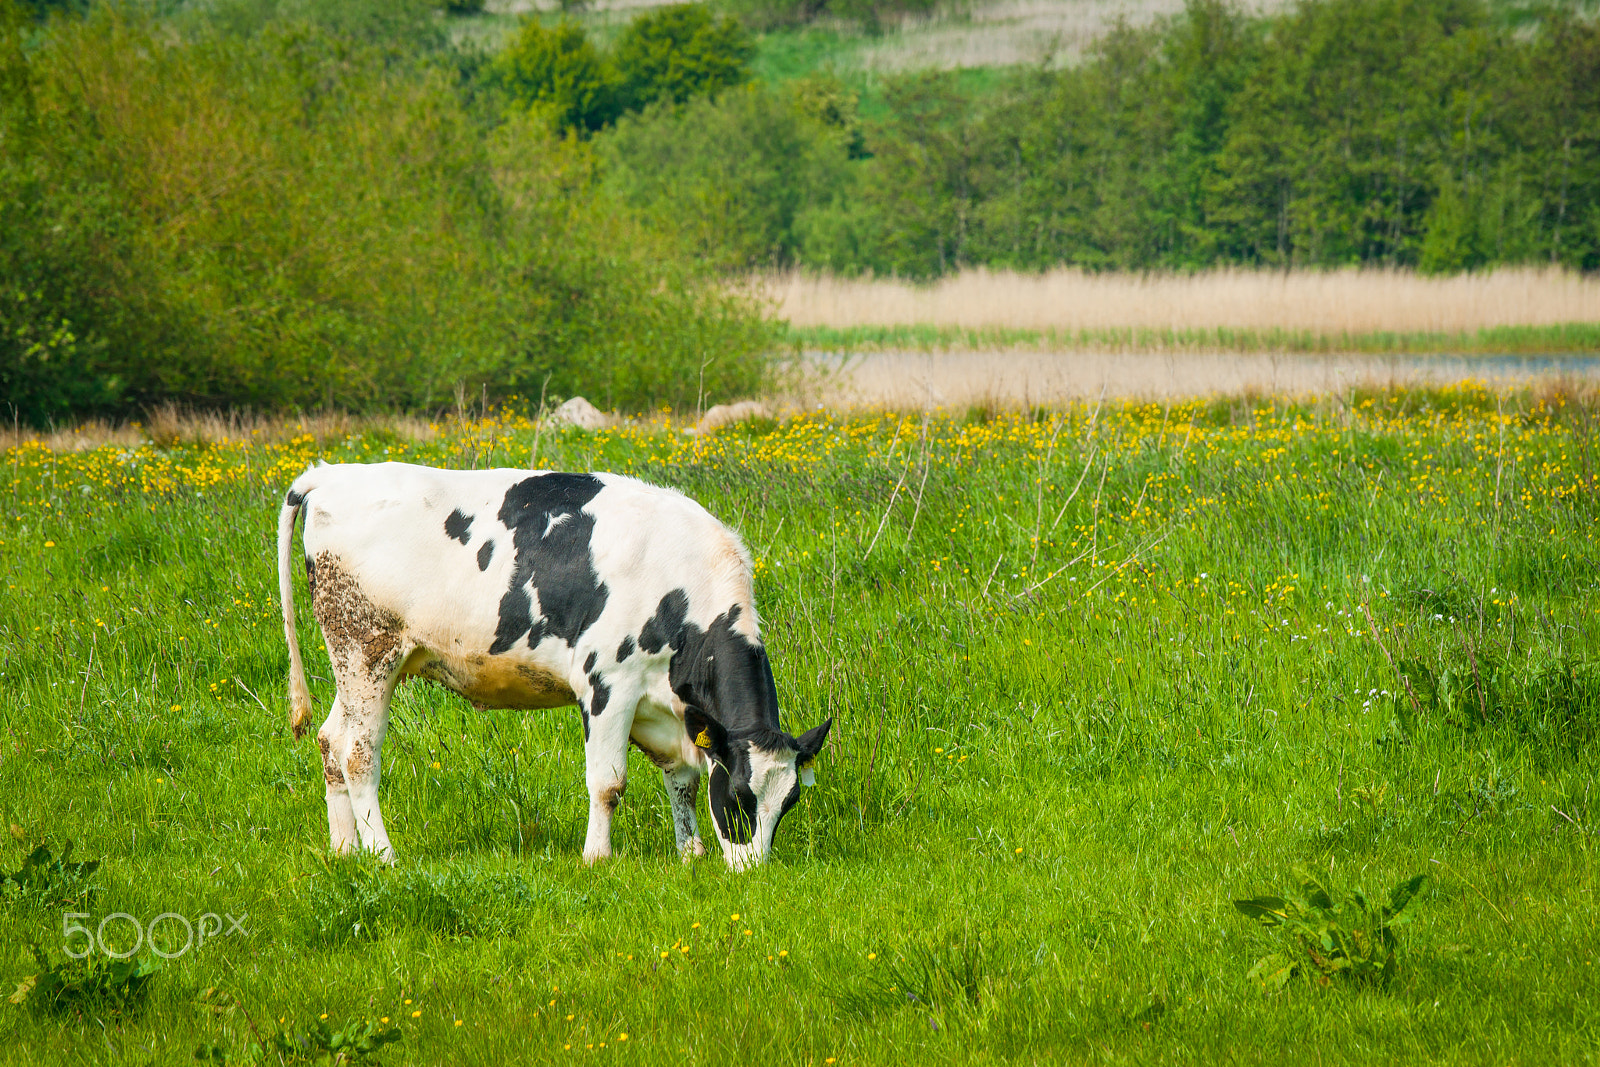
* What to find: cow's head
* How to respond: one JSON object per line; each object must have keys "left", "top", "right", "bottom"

{"left": 684, "top": 707, "right": 831, "bottom": 872}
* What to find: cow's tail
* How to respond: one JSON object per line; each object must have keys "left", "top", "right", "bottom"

{"left": 278, "top": 476, "right": 316, "bottom": 740}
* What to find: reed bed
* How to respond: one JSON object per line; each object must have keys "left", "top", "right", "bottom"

{"left": 811, "top": 350, "right": 1600, "bottom": 409}
{"left": 767, "top": 266, "right": 1600, "bottom": 333}
{"left": 845, "top": 0, "right": 1209, "bottom": 70}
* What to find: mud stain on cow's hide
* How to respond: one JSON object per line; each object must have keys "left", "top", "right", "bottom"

{"left": 311, "top": 552, "right": 405, "bottom": 674}
{"left": 346, "top": 737, "right": 374, "bottom": 781}
{"left": 402, "top": 648, "right": 577, "bottom": 711}
{"left": 598, "top": 781, "right": 626, "bottom": 813}
{"left": 317, "top": 733, "right": 345, "bottom": 786}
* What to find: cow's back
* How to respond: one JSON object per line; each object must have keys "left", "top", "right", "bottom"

{"left": 290, "top": 463, "right": 757, "bottom": 710}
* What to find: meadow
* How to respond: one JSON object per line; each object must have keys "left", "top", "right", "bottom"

{"left": 1, "top": 381, "right": 1598, "bottom": 1064}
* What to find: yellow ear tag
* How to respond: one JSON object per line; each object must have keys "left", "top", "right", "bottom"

{"left": 694, "top": 728, "right": 713, "bottom": 749}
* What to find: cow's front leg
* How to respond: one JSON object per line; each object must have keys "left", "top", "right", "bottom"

{"left": 662, "top": 763, "right": 705, "bottom": 861}
{"left": 580, "top": 684, "right": 637, "bottom": 865}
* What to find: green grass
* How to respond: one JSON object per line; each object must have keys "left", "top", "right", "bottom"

{"left": 750, "top": 25, "right": 1015, "bottom": 118}
{"left": 788, "top": 320, "right": 1600, "bottom": 355}
{"left": 3, "top": 384, "right": 1599, "bottom": 1063}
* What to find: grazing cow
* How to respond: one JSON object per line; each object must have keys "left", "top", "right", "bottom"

{"left": 276, "top": 462, "right": 830, "bottom": 871}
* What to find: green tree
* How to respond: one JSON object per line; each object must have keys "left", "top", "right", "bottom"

{"left": 613, "top": 4, "right": 753, "bottom": 112}
{"left": 1511, "top": 9, "right": 1600, "bottom": 269}
{"left": 1209, "top": 0, "right": 1501, "bottom": 267}
{"left": 494, "top": 18, "right": 619, "bottom": 134}
{"left": 602, "top": 80, "right": 853, "bottom": 269}
{"left": 0, "top": 4, "right": 776, "bottom": 424}
{"left": 854, "top": 72, "right": 984, "bottom": 278}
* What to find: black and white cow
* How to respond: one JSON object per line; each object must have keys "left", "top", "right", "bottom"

{"left": 276, "top": 462, "right": 830, "bottom": 870}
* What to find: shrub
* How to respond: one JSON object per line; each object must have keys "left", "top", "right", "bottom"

{"left": 8, "top": 946, "right": 158, "bottom": 1017}
{"left": 0, "top": 1, "right": 779, "bottom": 424}
{"left": 493, "top": 18, "right": 619, "bottom": 134}
{"left": 612, "top": 3, "right": 753, "bottom": 112}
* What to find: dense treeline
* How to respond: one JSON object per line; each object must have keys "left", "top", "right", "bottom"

{"left": 0, "top": 0, "right": 777, "bottom": 426}
{"left": 5, "top": 0, "right": 1598, "bottom": 426}
{"left": 604, "top": 0, "right": 1600, "bottom": 277}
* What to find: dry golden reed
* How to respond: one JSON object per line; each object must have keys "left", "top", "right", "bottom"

{"left": 804, "top": 350, "right": 1596, "bottom": 410}
{"left": 767, "top": 266, "right": 1600, "bottom": 334}
{"left": 2, "top": 405, "right": 440, "bottom": 453}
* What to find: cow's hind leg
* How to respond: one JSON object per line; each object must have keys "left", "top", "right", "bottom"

{"left": 317, "top": 675, "right": 398, "bottom": 862}
{"left": 316, "top": 696, "right": 357, "bottom": 854}
{"left": 581, "top": 678, "right": 642, "bottom": 866}
{"left": 309, "top": 552, "right": 407, "bottom": 862}
{"left": 662, "top": 763, "right": 705, "bottom": 861}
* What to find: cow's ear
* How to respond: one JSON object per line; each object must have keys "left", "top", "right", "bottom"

{"left": 684, "top": 706, "right": 728, "bottom": 754}
{"left": 795, "top": 717, "right": 832, "bottom": 763}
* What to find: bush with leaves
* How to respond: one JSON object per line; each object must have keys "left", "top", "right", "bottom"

{"left": 0, "top": 0, "right": 779, "bottom": 425}
{"left": 612, "top": 3, "right": 753, "bottom": 112}
{"left": 494, "top": 18, "right": 619, "bottom": 134}
{"left": 195, "top": 1014, "right": 401, "bottom": 1065}
{"left": 601, "top": 77, "right": 857, "bottom": 269}
{"left": 0, "top": 840, "right": 101, "bottom": 911}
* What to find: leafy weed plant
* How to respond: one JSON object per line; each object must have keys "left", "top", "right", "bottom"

{"left": 1235, "top": 868, "right": 1428, "bottom": 991}
{"left": 7, "top": 945, "right": 159, "bottom": 1018}
{"left": 0, "top": 840, "right": 100, "bottom": 911}
{"left": 195, "top": 1014, "right": 402, "bottom": 1065}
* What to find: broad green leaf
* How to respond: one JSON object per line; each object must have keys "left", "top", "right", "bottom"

{"left": 1292, "top": 866, "right": 1334, "bottom": 910}
{"left": 1247, "top": 953, "right": 1297, "bottom": 992}
{"left": 1386, "top": 874, "right": 1428, "bottom": 925}
{"left": 1234, "top": 896, "right": 1290, "bottom": 924}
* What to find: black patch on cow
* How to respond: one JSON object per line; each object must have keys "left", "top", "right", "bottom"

{"left": 666, "top": 604, "right": 785, "bottom": 738}
{"left": 304, "top": 555, "right": 316, "bottom": 597}
{"left": 616, "top": 634, "right": 635, "bottom": 662}
{"left": 488, "top": 474, "right": 608, "bottom": 656}
{"left": 477, "top": 540, "right": 494, "bottom": 571}
{"left": 285, "top": 489, "right": 305, "bottom": 508}
{"left": 580, "top": 707, "right": 591, "bottom": 741}
{"left": 588, "top": 672, "right": 611, "bottom": 716}
{"left": 583, "top": 651, "right": 598, "bottom": 674}
{"left": 638, "top": 589, "right": 688, "bottom": 655}
{"left": 661, "top": 601, "right": 799, "bottom": 848}
{"left": 444, "top": 508, "right": 474, "bottom": 545}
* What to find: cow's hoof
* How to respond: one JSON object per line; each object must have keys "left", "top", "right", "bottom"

{"left": 582, "top": 849, "right": 611, "bottom": 866}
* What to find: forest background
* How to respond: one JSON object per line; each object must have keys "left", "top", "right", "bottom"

{"left": 2, "top": 0, "right": 1598, "bottom": 426}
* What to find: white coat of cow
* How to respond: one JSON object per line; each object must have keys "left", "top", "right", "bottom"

{"left": 276, "top": 462, "right": 830, "bottom": 870}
